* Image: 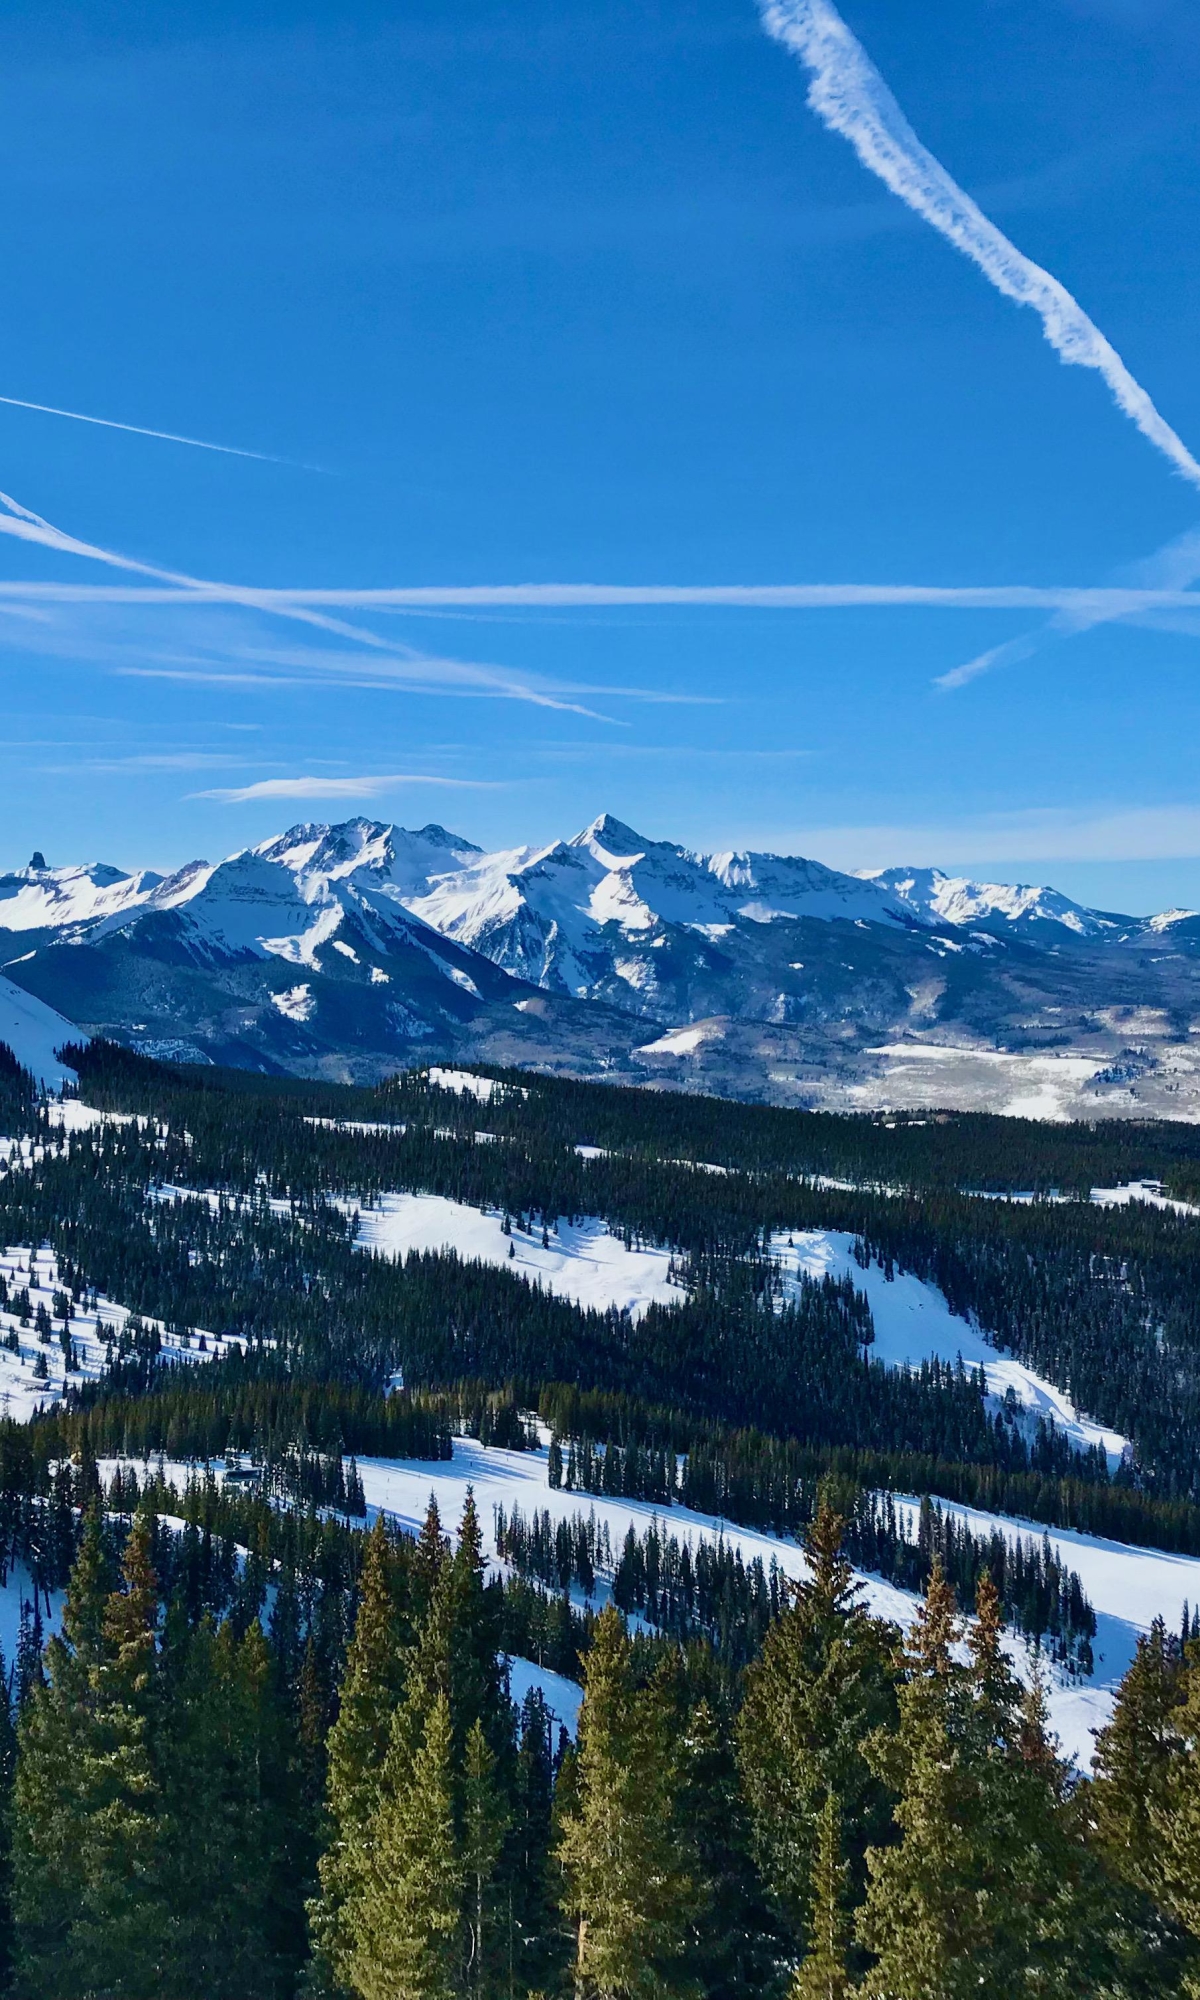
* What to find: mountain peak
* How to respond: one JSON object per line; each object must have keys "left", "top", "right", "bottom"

{"left": 571, "top": 813, "right": 651, "bottom": 859}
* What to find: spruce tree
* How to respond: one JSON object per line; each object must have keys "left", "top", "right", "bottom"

{"left": 556, "top": 1603, "right": 698, "bottom": 1999}
{"left": 348, "top": 1692, "right": 464, "bottom": 2000}
{"left": 511, "top": 1690, "right": 569, "bottom": 1998}
{"left": 737, "top": 1495, "right": 897, "bottom": 1953}
{"left": 855, "top": 1561, "right": 985, "bottom": 1999}
{"left": 791, "top": 1794, "right": 850, "bottom": 2000}
{"left": 309, "top": 1513, "right": 407, "bottom": 1991}
{"left": 461, "top": 1718, "right": 511, "bottom": 1998}
{"left": 1090, "top": 1618, "right": 1183, "bottom": 1901}
{"left": 14, "top": 1506, "right": 167, "bottom": 2000}
{"left": 159, "top": 1618, "right": 297, "bottom": 1999}
{"left": 1155, "top": 1640, "right": 1200, "bottom": 1996}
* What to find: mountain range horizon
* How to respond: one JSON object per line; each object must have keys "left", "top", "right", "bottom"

{"left": 2, "top": 809, "right": 1200, "bottom": 1122}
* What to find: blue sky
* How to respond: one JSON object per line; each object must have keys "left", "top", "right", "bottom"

{"left": 2, "top": 0, "right": 1200, "bottom": 912}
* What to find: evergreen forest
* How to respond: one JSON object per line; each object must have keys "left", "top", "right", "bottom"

{"left": 0, "top": 1040, "right": 1198, "bottom": 1994}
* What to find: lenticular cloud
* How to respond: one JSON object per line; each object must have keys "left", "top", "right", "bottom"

{"left": 759, "top": 0, "right": 1200, "bottom": 492}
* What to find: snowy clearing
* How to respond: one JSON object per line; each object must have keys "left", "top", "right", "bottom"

{"left": 427, "top": 1068, "right": 527, "bottom": 1103}
{"left": 1090, "top": 1179, "right": 1200, "bottom": 1219}
{"left": 347, "top": 1192, "right": 683, "bottom": 1320}
{"left": 892, "top": 1493, "right": 1200, "bottom": 1768}
{"left": 772, "top": 1230, "right": 1129, "bottom": 1466}
{"left": 350, "top": 1437, "right": 1128, "bottom": 1766}
{"left": 637, "top": 1023, "right": 723, "bottom": 1057}
{"left": 0, "top": 1244, "right": 236, "bottom": 1420}
{"left": 505, "top": 1656, "right": 582, "bottom": 1738}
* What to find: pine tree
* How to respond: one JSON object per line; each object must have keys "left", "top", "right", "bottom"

{"left": 155, "top": 1614, "right": 305, "bottom": 2000}
{"left": 737, "top": 1494, "right": 897, "bottom": 1952}
{"left": 461, "top": 1718, "right": 511, "bottom": 1998}
{"left": 14, "top": 1505, "right": 167, "bottom": 2000}
{"left": 309, "top": 1513, "right": 408, "bottom": 1991}
{"left": 1154, "top": 1640, "right": 1200, "bottom": 1996}
{"left": 0, "top": 1652, "right": 17, "bottom": 1996}
{"left": 791, "top": 1794, "right": 850, "bottom": 2000}
{"left": 855, "top": 1561, "right": 985, "bottom": 1999}
{"left": 556, "top": 1603, "right": 698, "bottom": 1999}
{"left": 1089, "top": 1618, "right": 1183, "bottom": 1901}
{"left": 511, "top": 1690, "right": 569, "bottom": 1998}
{"left": 348, "top": 1692, "right": 464, "bottom": 2000}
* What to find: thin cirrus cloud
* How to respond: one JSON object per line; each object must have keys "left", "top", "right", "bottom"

{"left": 193, "top": 775, "right": 497, "bottom": 804}
{"left": 0, "top": 492, "right": 622, "bottom": 718}
{"left": 757, "top": 0, "right": 1200, "bottom": 493}
{"left": 781, "top": 803, "right": 1200, "bottom": 871}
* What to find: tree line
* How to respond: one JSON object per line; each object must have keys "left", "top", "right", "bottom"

{"left": 2, "top": 1485, "right": 1199, "bottom": 1996}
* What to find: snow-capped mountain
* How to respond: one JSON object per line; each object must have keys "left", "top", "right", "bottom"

{"left": 0, "top": 857, "right": 163, "bottom": 932}
{"left": 7, "top": 814, "right": 1200, "bottom": 1114}
{"left": 858, "top": 866, "right": 1124, "bottom": 941}
{"left": 406, "top": 813, "right": 913, "bottom": 1006}
{"left": 0, "top": 822, "right": 573, "bottom": 1080}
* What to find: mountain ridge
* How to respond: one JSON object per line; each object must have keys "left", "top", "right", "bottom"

{"left": 5, "top": 814, "right": 1200, "bottom": 1118}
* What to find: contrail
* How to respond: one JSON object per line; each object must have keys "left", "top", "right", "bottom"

{"left": 758, "top": 0, "right": 1200, "bottom": 492}
{"left": 0, "top": 394, "right": 299, "bottom": 465}
{"left": 0, "top": 492, "right": 608, "bottom": 716}
{"left": 2, "top": 574, "right": 1200, "bottom": 615}
{"left": 937, "top": 521, "right": 1200, "bottom": 688}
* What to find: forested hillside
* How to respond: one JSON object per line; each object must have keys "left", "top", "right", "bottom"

{"left": 0, "top": 1041, "right": 1199, "bottom": 1993}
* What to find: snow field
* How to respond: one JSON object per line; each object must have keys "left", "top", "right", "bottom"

{"left": 345, "top": 1191, "right": 684, "bottom": 1321}
{"left": 354, "top": 1433, "right": 1200, "bottom": 1767}
{"left": 0, "top": 976, "right": 85, "bottom": 1091}
{"left": 890, "top": 1492, "right": 1200, "bottom": 1769}
{"left": 427, "top": 1068, "right": 528, "bottom": 1104}
{"left": 772, "top": 1229, "right": 1129, "bottom": 1466}
{"left": 0, "top": 1244, "right": 238, "bottom": 1420}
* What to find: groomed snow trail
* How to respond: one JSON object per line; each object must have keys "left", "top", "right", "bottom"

{"left": 772, "top": 1230, "right": 1129, "bottom": 1465}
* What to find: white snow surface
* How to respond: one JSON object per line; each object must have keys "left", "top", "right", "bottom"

{"left": 891, "top": 1493, "right": 1200, "bottom": 1769}
{"left": 638, "top": 1022, "right": 723, "bottom": 1057}
{"left": 403, "top": 812, "right": 914, "bottom": 997}
{"left": 0, "top": 975, "right": 86, "bottom": 1088}
{"left": 504, "top": 1656, "right": 583, "bottom": 1738}
{"left": 0, "top": 1243, "right": 236, "bottom": 1420}
{"left": 347, "top": 1192, "right": 683, "bottom": 1320}
{"left": 0, "top": 858, "right": 162, "bottom": 932}
{"left": 427, "top": 1067, "right": 509, "bottom": 1103}
{"left": 860, "top": 865, "right": 1117, "bottom": 939}
{"left": 864, "top": 1042, "right": 1106, "bottom": 1122}
{"left": 350, "top": 1437, "right": 1160, "bottom": 1767}
{"left": 1090, "top": 1179, "right": 1200, "bottom": 1219}
{"left": 773, "top": 1230, "right": 1129, "bottom": 1465}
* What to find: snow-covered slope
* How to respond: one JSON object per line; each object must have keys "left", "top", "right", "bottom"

{"left": 11, "top": 814, "right": 1200, "bottom": 1113}
{"left": 0, "top": 856, "right": 163, "bottom": 932}
{"left": 774, "top": 1230, "right": 1129, "bottom": 1463}
{"left": 347, "top": 1191, "right": 683, "bottom": 1320}
{"left": 859, "top": 865, "right": 1122, "bottom": 939}
{"left": 347, "top": 1435, "right": 1191, "bottom": 1768}
{"left": 405, "top": 812, "right": 913, "bottom": 1003}
{"left": 0, "top": 974, "right": 85, "bottom": 1088}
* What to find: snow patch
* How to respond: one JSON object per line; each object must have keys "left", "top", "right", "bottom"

{"left": 772, "top": 1230, "right": 1129, "bottom": 1466}
{"left": 0, "top": 976, "right": 85, "bottom": 1089}
{"left": 638, "top": 1022, "right": 723, "bottom": 1057}
{"left": 346, "top": 1192, "right": 682, "bottom": 1319}
{"left": 272, "top": 984, "right": 314, "bottom": 1023}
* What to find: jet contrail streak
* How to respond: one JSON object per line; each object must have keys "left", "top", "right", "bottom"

{"left": 758, "top": 0, "right": 1200, "bottom": 492}
{"left": 0, "top": 394, "right": 299, "bottom": 464}
{"left": 1, "top": 577, "right": 1200, "bottom": 614}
